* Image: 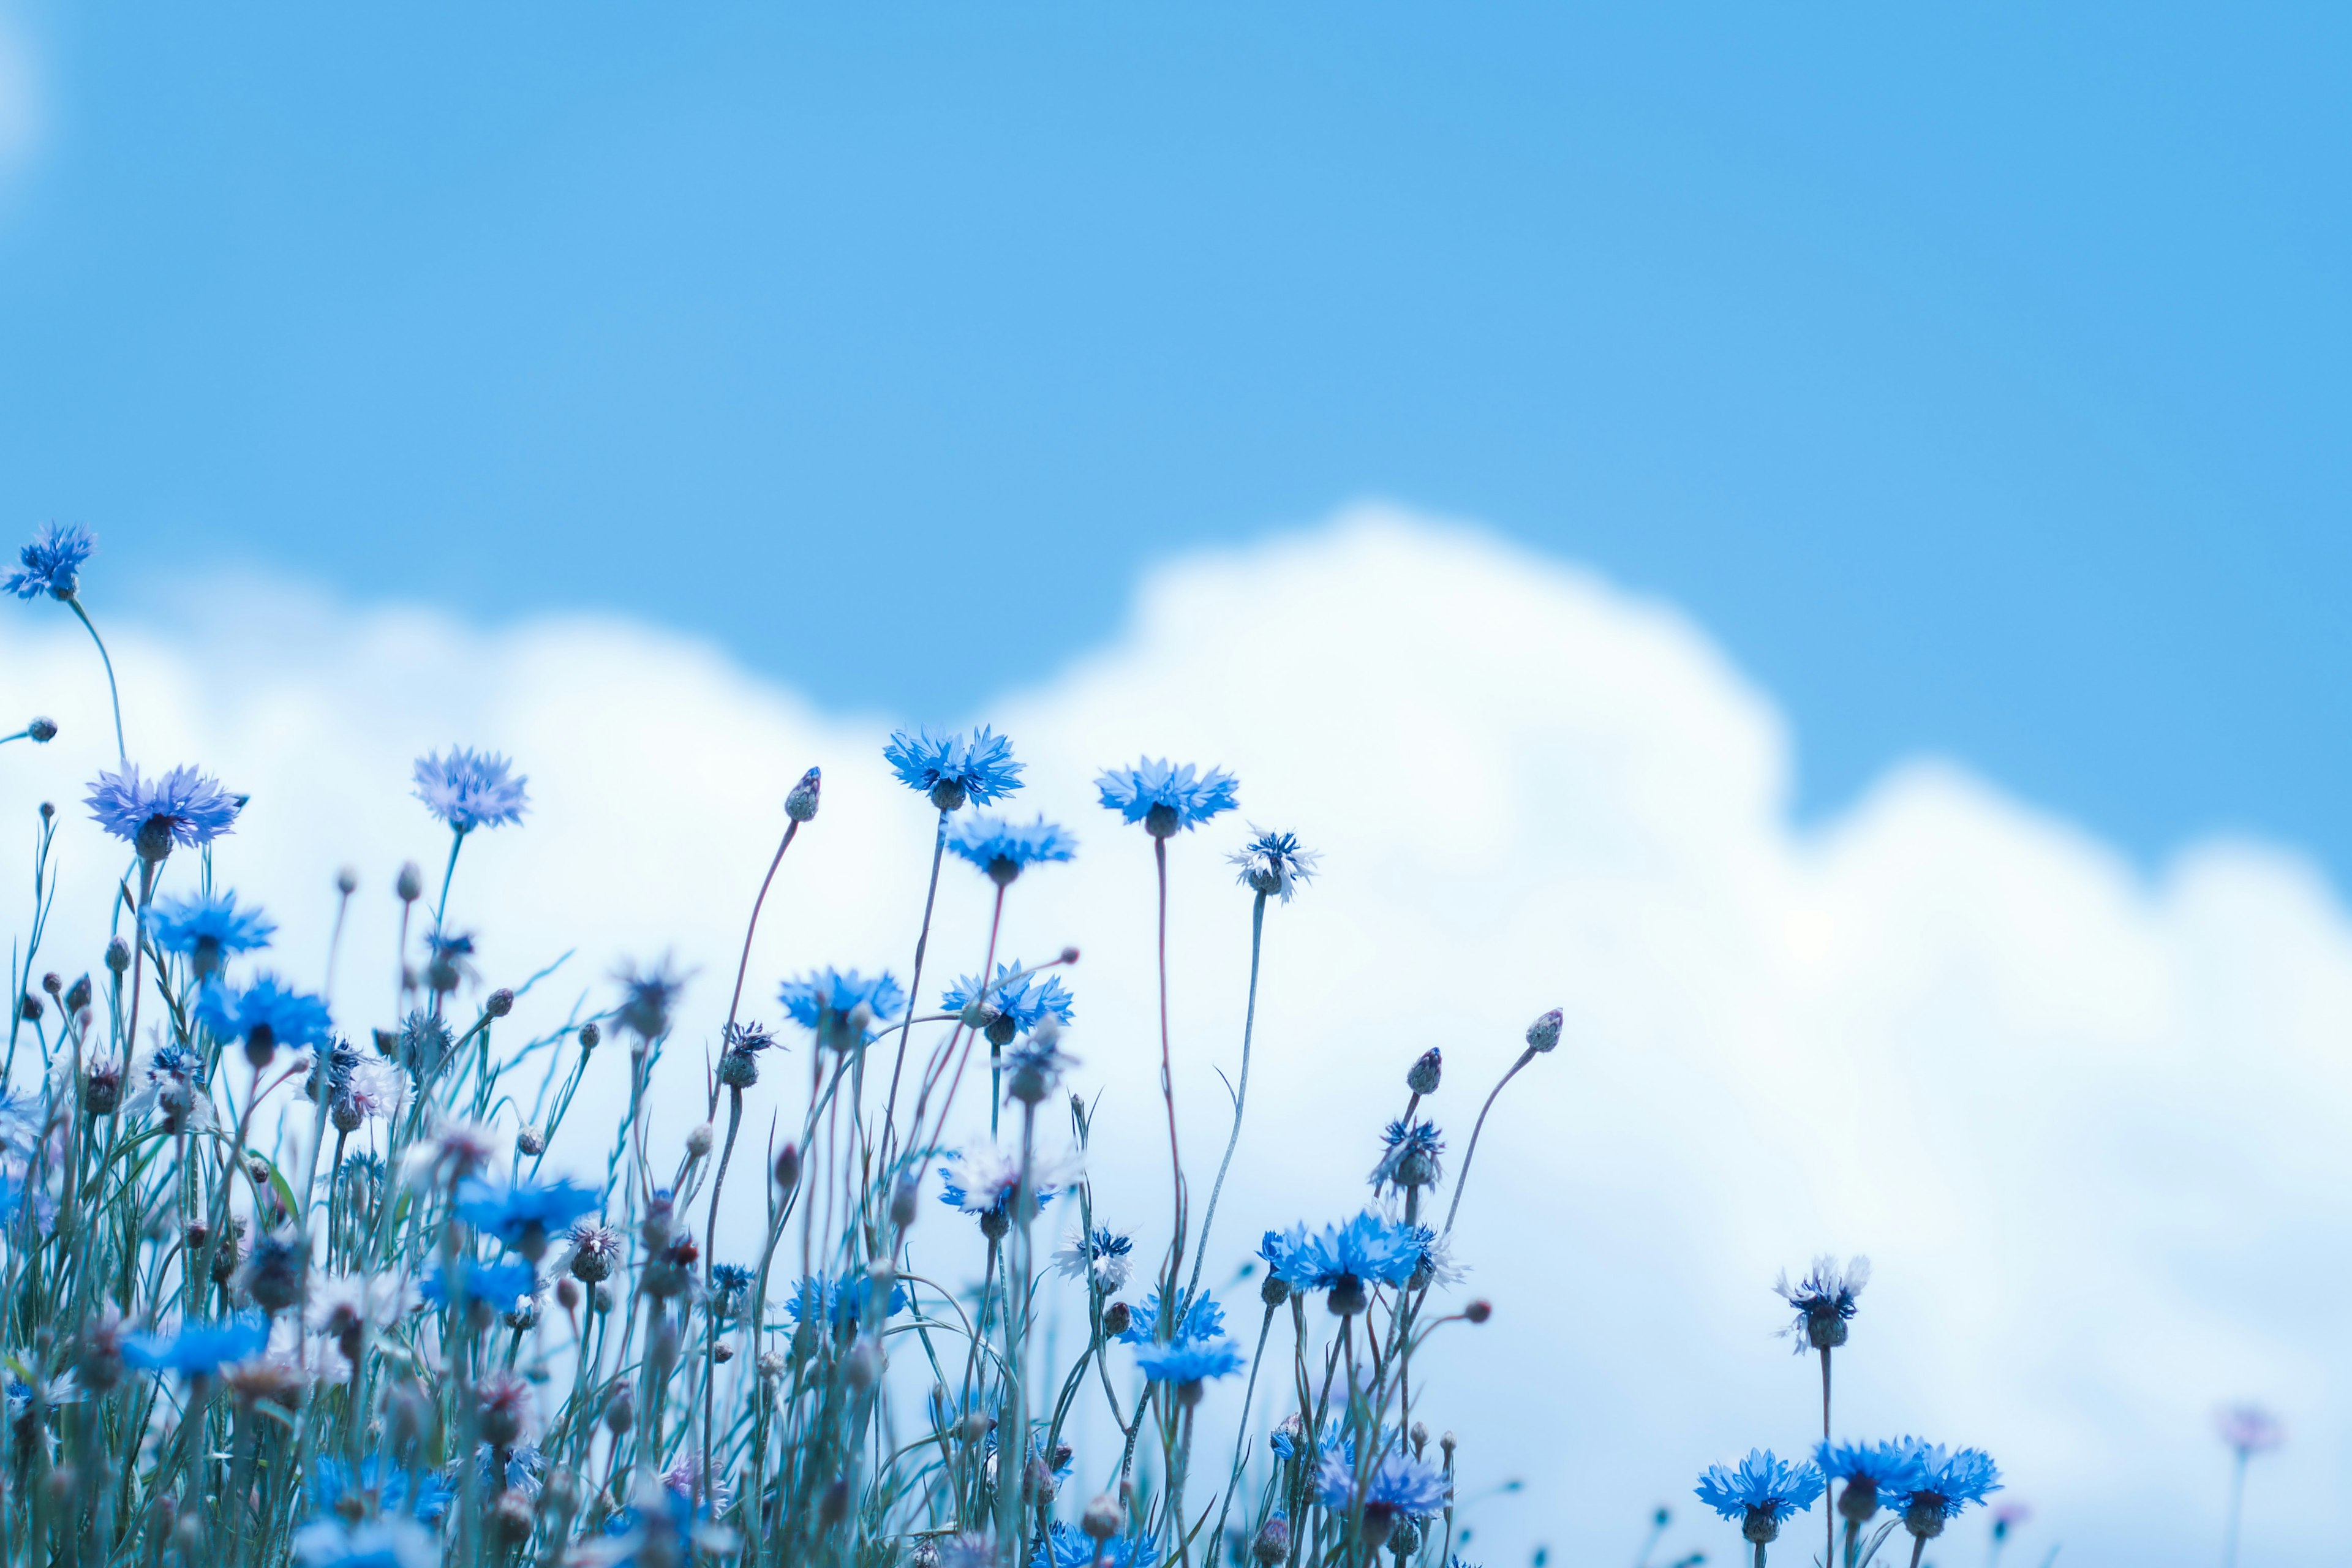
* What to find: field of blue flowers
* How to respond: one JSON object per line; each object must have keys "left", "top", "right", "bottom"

{"left": 6, "top": 518, "right": 2198, "bottom": 1568}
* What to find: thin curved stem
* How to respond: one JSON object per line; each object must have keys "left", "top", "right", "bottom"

{"left": 1186, "top": 891, "right": 1266, "bottom": 1303}
{"left": 712, "top": 819, "right": 801, "bottom": 1120}
{"left": 432, "top": 826, "right": 468, "bottom": 935}
{"left": 1442, "top": 1046, "right": 1536, "bottom": 1235}
{"left": 66, "top": 596, "right": 126, "bottom": 767}
{"left": 882, "top": 810, "right": 951, "bottom": 1163}
{"left": 1153, "top": 835, "right": 1186, "bottom": 1321}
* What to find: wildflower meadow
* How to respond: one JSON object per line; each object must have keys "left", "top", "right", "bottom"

{"left": 3, "top": 518, "right": 2257, "bottom": 1568}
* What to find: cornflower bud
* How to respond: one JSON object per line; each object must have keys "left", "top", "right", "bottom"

{"left": 336, "top": 866, "right": 359, "bottom": 896}
{"left": 603, "top": 1387, "right": 635, "bottom": 1435}
{"left": 1527, "top": 1008, "right": 1563, "bottom": 1052}
{"left": 1407, "top": 1048, "right": 1442, "bottom": 1095}
{"left": 395, "top": 862, "right": 423, "bottom": 903}
{"left": 16, "top": 994, "right": 39, "bottom": 1023}
{"left": 685, "top": 1123, "right": 714, "bottom": 1159}
{"left": 489, "top": 1493, "right": 534, "bottom": 1547}
{"left": 1465, "top": 1300, "right": 1492, "bottom": 1324}
{"left": 63, "top": 974, "right": 89, "bottom": 1013}
{"left": 578, "top": 1020, "right": 600, "bottom": 1053}
{"left": 773, "top": 1144, "right": 801, "bottom": 1193}
{"left": 786, "top": 767, "right": 822, "bottom": 822}
{"left": 1059, "top": 946, "right": 1080, "bottom": 965}
{"left": 1251, "top": 1516, "right": 1289, "bottom": 1564}
{"left": 104, "top": 937, "right": 130, "bottom": 975}
{"left": 555, "top": 1278, "right": 582, "bottom": 1311}
{"left": 516, "top": 1126, "right": 545, "bottom": 1156}
{"left": 1261, "top": 1272, "right": 1290, "bottom": 1308}
{"left": 1082, "top": 1493, "right": 1125, "bottom": 1543}
{"left": 1101, "top": 1301, "right": 1132, "bottom": 1338}
{"left": 40, "top": 973, "right": 61, "bottom": 998}
{"left": 890, "top": 1176, "right": 919, "bottom": 1231}
{"left": 83, "top": 1058, "right": 124, "bottom": 1117}
{"left": 26, "top": 718, "right": 56, "bottom": 743}
{"left": 486, "top": 987, "right": 514, "bottom": 1019}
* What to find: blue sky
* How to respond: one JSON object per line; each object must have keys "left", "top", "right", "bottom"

{"left": 4, "top": 3, "right": 2349, "bottom": 876}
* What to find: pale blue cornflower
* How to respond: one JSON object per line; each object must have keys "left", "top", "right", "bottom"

{"left": 938, "top": 1147, "right": 1062, "bottom": 1224}
{"left": 1050, "top": 1225, "right": 1134, "bottom": 1294}
{"left": 782, "top": 1273, "right": 908, "bottom": 1329}
{"left": 420, "top": 1259, "right": 537, "bottom": 1313}
{"left": 1229, "top": 826, "right": 1319, "bottom": 902}
{"left": 709, "top": 1264, "right": 758, "bottom": 1316}
{"left": 144, "top": 891, "right": 275, "bottom": 975}
{"left": 1370, "top": 1118, "right": 1444, "bottom": 1194}
{"left": 1116, "top": 1288, "right": 1224, "bottom": 1346}
{"left": 1133, "top": 1331, "right": 1243, "bottom": 1387}
{"left": 942, "top": 964, "right": 1075, "bottom": 1033}
{"left": 412, "top": 748, "right": 530, "bottom": 831}
{"left": 1002, "top": 1032, "right": 1080, "bottom": 1104}
{"left": 1695, "top": 1450, "right": 1825, "bottom": 1545}
{"left": 85, "top": 765, "right": 242, "bottom": 855}
{"left": 1777, "top": 1255, "right": 1869, "bottom": 1352}
{"left": 5, "top": 524, "right": 94, "bottom": 600}
{"left": 779, "top": 968, "right": 905, "bottom": 1048}
{"left": 1262, "top": 1212, "right": 1425, "bottom": 1296}
{"left": 1095, "top": 756, "right": 1239, "bottom": 835}
{"left": 1815, "top": 1439, "right": 1926, "bottom": 1520}
{"left": 1316, "top": 1449, "right": 1452, "bottom": 1525}
{"left": 308, "top": 1455, "right": 453, "bottom": 1525}
{"left": 884, "top": 726, "right": 1024, "bottom": 810}
{"left": 946, "top": 815, "right": 1076, "bottom": 885}
{"left": 1886, "top": 1446, "right": 2000, "bottom": 1539}
{"left": 1031, "top": 1525, "right": 1158, "bottom": 1568}
{"left": 121, "top": 1317, "right": 269, "bottom": 1380}
{"left": 614, "top": 960, "right": 688, "bottom": 1041}
{"left": 194, "top": 974, "right": 333, "bottom": 1060}
{"left": 454, "top": 1177, "right": 601, "bottom": 1257}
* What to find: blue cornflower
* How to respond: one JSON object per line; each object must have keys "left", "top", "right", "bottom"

{"left": 946, "top": 815, "right": 1076, "bottom": 885}
{"left": 778, "top": 968, "right": 905, "bottom": 1048}
{"left": 938, "top": 1147, "right": 1061, "bottom": 1224}
{"left": 290, "top": 1517, "right": 437, "bottom": 1568}
{"left": 1777, "top": 1255, "right": 1869, "bottom": 1352}
{"left": 85, "top": 765, "right": 242, "bottom": 856}
{"left": 1117, "top": 1288, "right": 1225, "bottom": 1346}
{"left": 1695, "top": 1450, "right": 1825, "bottom": 1540}
{"left": 1230, "top": 826, "right": 1320, "bottom": 902}
{"left": 782, "top": 1273, "right": 908, "bottom": 1329}
{"left": 884, "top": 726, "right": 1024, "bottom": 810}
{"left": 1051, "top": 1226, "right": 1134, "bottom": 1294}
{"left": 420, "top": 1259, "right": 538, "bottom": 1312}
{"left": 1886, "top": 1446, "right": 2001, "bottom": 1536}
{"left": 1262, "top": 1212, "right": 1424, "bottom": 1296}
{"left": 1032, "top": 1521, "right": 1159, "bottom": 1568}
{"left": 194, "top": 974, "right": 333, "bottom": 1060}
{"left": 942, "top": 964, "right": 1076, "bottom": 1033}
{"left": 1370, "top": 1118, "right": 1444, "bottom": 1194}
{"left": 121, "top": 1317, "right": 268, "bottom": 1380}
{"left": 6, "top": 524, "right": 94, "bottom": 600}
{"left": 454, "top": 1177, "right": 601, "bottom": 1256}
{"left": 1815, "top": 1439, "right": 1926, "bottom": 1517}
{"left": 309, "top": 1456, "right": 454, "bottom": 1525}
{"left": 1134, "top": 1333, "right": 1243, "bottom": 1387}
{"left": 1316, "top": 1449, "right": 1452, "bottom": 1524}
{"left": 1095, "top": 756, "right": 1240, "bottom": 835}
{"left": 144, "top": 891, "right": 276, "bottom": 975}
{"left": 412, "top": 748, "right": 530, "bottom": 831}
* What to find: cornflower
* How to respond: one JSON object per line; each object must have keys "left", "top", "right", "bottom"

{"left": 946, "top": 815, "right": 1076, "bottom": 884}
{"left": 1886, "top": 1447, "right": 2000, "bottom": 1545}
{"left": 1115, "top": 1289, "right": 1224, "bottom": 1346}
{"left": 1370, "top": 1118, "right": 1444, "bottom": 1194}
{"left": 1133, "top": 1332, "right": 1243, "bottom": 1392}
{"left": 885, "top": 726, "right": 1024, "bottom": 810}
{"left": 85, "top": 764, "right": 242, "bottom": 859}
{"left": 195, "top": 973, "right": 333, "bottom": 1066}
{"left": 938, "top": 1147, "right": 1063, "bottom": 1232}
{"left": 412, "top": 747, "right": 530, "bottom": 831}
{"left": 1095, "top": 756, "right": 1239, "bottom": 835}
{"left": 565, "top": 1222, "right": 627, "bottom": 1284}
{"left": 1229, "top": 826, "right": 1319, "bottom": 902}
{"left": 1696, "top": 1450, "right": 1825, "bottom": 1562}
{"left": 309, "top": 1456, "right": 452, "bottom": 1524}
{"left": 121, "top": 1317, "right": 270, "bottom": 1380}
{"left": 1262, "top": 1212, "right": 1424, "bottom": 1311}
{"left": 1316, "top": 1449, "right": 1452, "bottom": 1547}
{"left": 420, "top": 1259, "right": 537, "bottom": 1312}
{"left": 1050, "top": 1225, "right": 1134, "bottom": 1294}
{"left": 943, "top": 964, "right": 1075, "bottom": 1036}
{"left": 123, "top": 1042, "right": 210, "bottom": 1130}
{"left": 778, "top": 967, "right": 904, "bottom": 1049}
{"left": 143, "top": 889, "right": 275, "bottom": 978}
{"left": 782, "top": 1274, "right": 908, "bottom": 1330}
{"left": 1777, "top": 1255, "right": 1869, "bottom": 1353}
{"left": 4, "top": 523, "right": 93, "bottom": 600}
{"left": 455, "top": 1177, "right": 602, "bottom": 1261}
{"left": 1033, "top": 1521, "right": 1160, "bottom": 1568}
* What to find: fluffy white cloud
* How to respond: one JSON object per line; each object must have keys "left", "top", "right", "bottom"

{"left": 3, "top": 508, "right": 2343, "bottom": 1566}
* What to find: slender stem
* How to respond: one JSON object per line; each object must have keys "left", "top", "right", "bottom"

{"left": 432, "top": 825, "right": 468, "bottom": 935}
{"left": 881, "top": 811, "right": 951, "bottom": 1161}
{"left": 1822, "top": 1346, "right": 1835, "bottom": 1568}
{"left": 65, "top": 596, "right": 127, "bottom": 767}
{"left": 1186, "top": 891, "right": 1266, "bottom": 1304}
{"left": 1442, "top": 1046, "right": 1536, "bottom": 1234}
{"left": 2222, "top": 1447, "right": 2248, "bottom": 1568}
{"left": 1907, "top": 1535, "right": 1926, "bottom": 1568}
{"left": 713, "top": 820, "right": 802, "bottom": 1120}
{"left": 1154, "top": 835, "right": 1185, "bottom": 1316}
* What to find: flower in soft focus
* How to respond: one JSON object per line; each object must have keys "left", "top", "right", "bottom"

{"left": 1370, "top": 1119, "right": 1444, "bottom": 1194}
{"left": 121, "top": 1317, "right": 269, "bottom": 1381}
{"left": 1815, "top": 1439, "right": 1925, "bottom": 1520}
{"left": 778, "top": 968, "right": 905, "bottom": 1048}
{"left": 1695, "top": 1450, "right": 1826, "bottom": 1542}
{"left": 1776, "top": 1255, "right": 1869, "bottom": 1352}
{"left": 1095, "top": 757, "right": 1240, "bottom": 834}
{"left": 1134, "top": 1333, "right": 1243, "bottom": 1386}
{"left": 420, "top": 1259, "right": 537, "bottom": 1314}
{"left": 1262, "top": 1212, "right": 1424, "bottom": 1294}
{"left": 1229, "top": 827, "right": 1319, "bottom": 902}
{"left": 2215, "top": 1403, "right": 2286, "bottom": 1456}
{"left": 938, "top": 1147, "right": 1064, "bottom": 1223}
{"left": 717, "top": 1021, "right": 776, "bottom": 1089}
{"left": 709, "top": 1264, "right": 758, "bottom": 1317}
{"left": 401, "top": 1115, "right": 501, "bottom": 1188}
{"left": 85, "top": 765, "right": 242, "bottom": 854}
{"left": 309, "top": 1273, "right": 418, "bottom": 1340}
{"left": 1033, "top": 1520, "right": 1160, "bottom": 1568}
{"left": 662, "top": 1452, "right": 737, "bottom": 1513}
{"left": 309, "top": 1456, "right": 452, "bottom": 1525}
{"left": 333, "top": 1052, "right": 405, "bottom": 1131}
{"left": 885, "top": 726, "right": 1024, "bottom": 810}
{"left": 1886, "top": 1446, "right": 2001, "bottom": 1538}
{"left": 194, "top": 974, "right": 333, "bottom": 1059}
{"left": 123, "top": 1042, "right": 210, "bottom": 1129}
{"left": 565, "top": 1222, "right": 627, "bottom": 1284}
{"left": 942, "top": 965, "right": 1075, "bottom": 1034}
{"left": 1115, "top": 1289, "right": 1224, "bottom": 1346}
{"left": 614, "top": 960, "right": 688, "bottom": 1041}
{"left": 1316, "top": 1449, "right": 1452, "bottom": 1523}
{"left": 456, "top": 1177, "right": 602, "bottom": 1259}
{"left": 412, "top": 748, "right": 530, "bottom": 831}
{"left": 1002, "top": 1032, "right": 1080, "bottom": 1104}
{"left": 143, "top": 891, "right": 275, "bottom": 975}
{"left": 291, "top": 1516, "right": 439, "bottom": 1568}
{"left": 5, "top": 523, "right": 94, "bottom": 600}
{"left": 946, "top": 815, "right": 1076, "bottom": 884}
{"left": 1050, "top": 1226, "right": 1134, "bottom": 1294}
{"left": 782, "top": 1274, "right": 909, "bottom": 1330}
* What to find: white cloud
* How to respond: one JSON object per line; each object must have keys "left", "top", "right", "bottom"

{"left": 3, "top": 507, "right": 2343, "bottom": 1566}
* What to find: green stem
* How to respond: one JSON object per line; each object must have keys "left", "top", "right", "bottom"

{"left": 66, "top": 595, "right": 127, "bottom": 767}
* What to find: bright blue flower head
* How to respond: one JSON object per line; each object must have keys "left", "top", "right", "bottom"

{"left": 1695, "top": 1450, "right": 1825, "bottom": 1528}
{"left": 1316, "top": 1449, "right": 1452, "bottom": 1522}
{"left": 145, "top": 891, "right": 276, "bottom": 970}
{"left": 1230, "top": 827, "right": 1320, "bottom": 902}
{"left": 782, "top": 1273, "right": 909, "bottom": 1329}
{"left": 1887, "top": 1446, "right": 2001, "bottom": 1527}
{"left": 1117, "top": 1287, "right": 1226, "bottom": 1346}
{"left": 194, "top": 974, "right": 333, "bottom": 1055}
{"left": 885, "top": 726, "right": 1024, "bottom": 810}
{"left": 1134, "top": 1333, "right": 1243, "bottom": 1385}
{"left": 122, "top": 1317, "right": 268, "bottom": 1379}
{"left": 1032, "top": 1521, "right": 1159, "bottom": 1568}
{"left": 86, "top": 765, "right": 242, "bottom": 853}
{"left": 1816, "top": 1439, "right": 1926, "bottom": 1493}
{"left": 779, "top": 968, "right": 905, "bottom": 1046}
{"left": 6, "top": 524, "right": 94, "bottom": 600}
{"left": 946, "top": 815, "right": 1076, "bottom": 884}
{"left": 420, "top": 1259, "right": 537, "bottom": 1312}
{"left": 413, "top": 748, "right": 530, "bottom": 831}
{"left": 1370, "top": 1119, "right": 1444, "bottom": 1194}
{"left": 1263, "top": 1212, "right": 1424, "bottom": 1292}
{"left": 455, "top": 1177, "right": 602, "bottom": 1251}
{"left": 941, "top": 964, "right": 1076, "bottom": 1032}
{"left": 1095, "top": 756, "right": 1239, "bottom": 834}
{"left": 310, "top": 1455, "right": 453, "bottom": 1525}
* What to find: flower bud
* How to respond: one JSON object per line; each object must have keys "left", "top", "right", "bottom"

{"left": 555, "top": 1278, "right": 582, "bottom": 1311}
{"left": 603, "top": 1387, "right": 635, "bottom": 1435}
{"left": 41, "top": 972, "right": 61, "bottom": 998}
{"left": 395, "top": 862, "right": 423, "bottom": 903}
{"left": 890, "top": 1177, "right": 919, "bottom": 1231}
{"left": 1058, "top": 946, "right": 1080, "bottom": 965}
{"left": 1251, "top": 1516, "right": 1289, "bottom": 1565}
{"left": 1465, "top": 1299, "right": 1492, "bottom": 1324}
{"left": 26, "top": 717, "right": 56, "bottom": 744}
{"left": 1526, "top": 1009, "right": 1563, "bottom": 1053}
{"left": 685, "top": 1123, "right": 714, "bottom": 1159}
{"left": 517, "top": 1126, "right": 545, "bottom": 1157}
{"left": 64, "top": 974, "right": 90, "bottom": 1013}
{"left": 104, "top": 937, "right": 130, "bottom": 974}
{"left": 1260, "top": 1272, "right": 1290, "bottom": 1308}
{"left": 335, "top": 866, "right": 359, "bottom": 897}
{"left": 486, "top": 988, "right": 514, "bottom": 1019}
{"left": 1082, "top": 1493, "right": 1125, "bottom": 1542}
{"left": 786, "top": 767, "right": 822, "bottom": 822}
{"left": 929, "top": 777, "right": 968, "bottom": 812}
{"left": 819, "top": 1477, "right": 851, "bottom": 1527}
{"left": 773, "top": 1144, "right": 801, "bottom": 1193}
{"left": 845, "top": 1338, "right": 880, "bottom": 1390}
{"left": 578, "top": 1020, "right": 601, "bottom": 1052}
{"left": 1406, "top": 1048, "right": 1442, "bottom": 1095}
{"left": 16, "top": 993, "right": 38, "bottom": 1022}
{"left": 1101, "top": 1301, "right": 1132, "bottom": 1338}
